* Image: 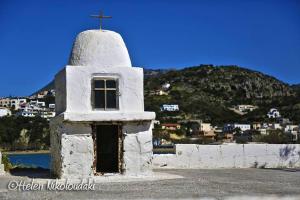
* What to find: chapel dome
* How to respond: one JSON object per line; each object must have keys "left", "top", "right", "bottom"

{"left": 68, "top": 30, "right": 132, "bottom": 67}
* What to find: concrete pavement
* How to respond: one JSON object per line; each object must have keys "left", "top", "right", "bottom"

{"left": 0, "top": 168, "right": 299, "bottom": 199}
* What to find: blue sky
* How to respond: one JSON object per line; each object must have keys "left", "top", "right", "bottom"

{"left": 0, "top": 0, "right": 299, "bottom": 97}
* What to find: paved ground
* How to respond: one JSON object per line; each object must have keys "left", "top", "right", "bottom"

{"left": 0, "top": 168, "right": 300, "bottom": 199}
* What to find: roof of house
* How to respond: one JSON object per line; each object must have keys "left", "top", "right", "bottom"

{"left": 162, "top": 123, "right": 180, "bottom": 127}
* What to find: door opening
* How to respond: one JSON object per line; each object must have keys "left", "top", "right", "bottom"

{"left": 95, "top": 125, "right": 120, "bottom": 173}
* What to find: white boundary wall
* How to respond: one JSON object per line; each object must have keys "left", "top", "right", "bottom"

{"left": 153, "top": 144, "right": 300, "bottom": 169}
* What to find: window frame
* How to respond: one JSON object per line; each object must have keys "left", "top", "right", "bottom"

{"left": 92, "top": 77, "right": 119, "bottom": 111}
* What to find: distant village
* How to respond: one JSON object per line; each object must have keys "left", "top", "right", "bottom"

{"left": 0, "top": 90, "right": 55, "bottom": 120}
{"left": 0, "top": 84, "right": 299, "bottom": 146}
{"left": 151, "top": 82, "right": 300, "bottom": 146}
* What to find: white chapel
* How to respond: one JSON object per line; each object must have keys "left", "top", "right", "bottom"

{"left": 50, "top": 26, "right": 155, "bottom": 178}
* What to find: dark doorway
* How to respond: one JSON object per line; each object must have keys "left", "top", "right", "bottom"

{"left": 96, "top": 125, "right": 119, "bottom": 173}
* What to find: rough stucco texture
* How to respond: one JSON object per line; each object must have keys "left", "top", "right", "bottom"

{"left": 54, "top": 29, "right": 155, "bottom": 118}
{"left": 50, "top": 117, "right": 94, "bottom": 178}
{"left": 153, "top": 144, "right": 300, "bottom": 169}
{"left": 123, "top": 122, "right": 153, "bottom": 176}
{"left": 68, "top": 30, "right": 132, "bottom": 68}
{"left": 50, "top": 118, "right": 154, "bottom": 178}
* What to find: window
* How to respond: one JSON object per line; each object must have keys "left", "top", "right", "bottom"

{"left": 93, "top": 79, "right": 118, "bottom": 110}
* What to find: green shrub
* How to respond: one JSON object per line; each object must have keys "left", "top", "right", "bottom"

{"left": 253, "top": 130, "right": 292, "bottom": 144}
{"left": 1, "top": 154, "right": 13, "bottom": 171}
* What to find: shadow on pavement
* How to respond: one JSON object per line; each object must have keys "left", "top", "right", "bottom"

{"left": 9, "top": 167, "right": 52, "bottom": 179}
{"left": 262, "top": 168, "right": 300, "bottom": 172}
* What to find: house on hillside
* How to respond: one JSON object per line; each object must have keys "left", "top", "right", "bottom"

{"left": 252, "top": 122, "right": 261, "bottom": 130}
{"left": 0, "top": 107, "right": 11, "bottom": 117}
{"left": 49, "top": 104, "right": 55, "bottom": 111}
{"left": 155, "top": 90, "right": 168, "bottom": 96}
{"left": 223, "top": 123, "right": 251, "bottom": 133}
{"left": 270, "top": 123, "right": 282, "bottom": 130}
{"left": 236, "top": 105, "right": 258, "bottom": 112}
{"left": 284, "top": 125, "right": 299, "bottom": 141}
{"left": 17, "top": 99, "right": 55, "bottom": 119}
{"left": 201, "top": 130, "right": 216, "bottom": 140}
{"left": 30, "top": 90, "right": 52, "bottom": 99}
{"left": 199, "top": 122, "right": 216, "bottom": 140}
{"left": 279, "top": 118, "right": 291, "bottom": 125}
{"left": 0, "top": 98, "right": 10, "bottom": 108}
{"left": 161, "top": 123, "right": 181, "bottom": 130}
{"left": 9, "top": 98, "right": 27, "bottom": 110}
{"left": 199, "top": 122, "right": 213, "bottom": 132}
{"left": 162, "top": 83, "right": 171, "bottom": 91}
{"left": 19, "top": 110, "right": 35, "bottom": 117}
{"left": 160, "top": 104, "right": 179, "bottom": 112}
{"left": 30, "top": 100, "right": 46, "bottom": 108}
{"left": 267, "top": 108, "right": 281, "bottom": 118}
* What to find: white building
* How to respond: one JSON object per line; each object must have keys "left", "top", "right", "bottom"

{"left": 40, "top": 111, "right": 55, "bottom": 119}
{"left": 267, "top": 108, "right": 281, "bottom": 118}
{"left": 0, "top": 98, "right": 27, "bottom": 110}
{"left": 199, "top": 122, "right": 213, "bottom": 132}
{"left": 284, "top": 125, "right": 299, "bottom": 141}
{"left": 162, "top": 83, "right": 171, "bottom": 91}
{"left": 18, "top": 100, "right": 55, "bottom": 118}
{"left": 270, "top": 123, "right": 282, "bottom": 130}
{"left": 50, "top": 29, "right": 155, "bottom": 178}
{"left": 236, "top": 105, "right": 257, "bottom": 112}
{"left": 160, "top": 104, "right": 179, "bottom": 112}
{"left": 49, "top": 104, "right": 55, "bottom": 110}
{"left": 0, "top": 98, "right": 10, "bottom": 108}
{"left": 20, "top": 110, "right": 35, "bottom": 117}
{"left": 10, "top": 98, "right": 27, "bottom": 110}
{"left": 284, "top": 125, "right": 298, "bottom": 133}
{"left": 223, "top": 123, "right": 251, "bottom": 132}
{"left": 30, "top": 100, "right": 45, "bottom": 107}
{"left": 0, "top": 107, "right": 11, "bottom": 117}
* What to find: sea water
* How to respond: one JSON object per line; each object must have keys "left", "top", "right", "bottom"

{"left": 7, "top": 153, "right": 50, "bottom": 169}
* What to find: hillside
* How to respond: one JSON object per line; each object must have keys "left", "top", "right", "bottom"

{"left": 31, "top": 80, "right": 54, "bottom": 96}
{"left": 33, "top": 65, "right": 300, "bottom": 124}
{"left": 144, "top": 65, "right": 300, "bottom": 124}
{"left": 292, "top": 84, "right": 300, "bottom": 93}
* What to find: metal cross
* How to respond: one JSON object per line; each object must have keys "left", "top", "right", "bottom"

{"left": 90, "top": 11, "right": 112, "bottom": 30}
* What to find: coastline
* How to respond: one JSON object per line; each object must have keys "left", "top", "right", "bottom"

{"left": 2, "top": 150, "right": 50, "bottom": 155}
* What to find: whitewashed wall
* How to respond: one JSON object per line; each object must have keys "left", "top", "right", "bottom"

{"left": 50, "top": 117, "right": 94, "bottom": 178}
{"left": 153, "top": 144, "right": 300, "bottom": 169}
{"left": 123, "top": 122, "right": 153, "bottom": 176}
{"left": 50, "top": 117, "right": 154, "bottom": 178}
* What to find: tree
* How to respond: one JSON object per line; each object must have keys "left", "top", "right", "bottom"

{"left": 0, "top": 116, "right": 50, "bottom": 151}
{"left": 253, "top": 129, "right": 292, "bottom": 144}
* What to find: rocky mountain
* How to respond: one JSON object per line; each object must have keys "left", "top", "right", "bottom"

{"left": 31, "top": 80, "right": 54, "bottom": 96}
{"left": 144, "top": 69, "right": 171, "bottom": 78}
{"left": 292, "top": 84, "right": 300, "bottom": 93}
{"left": 144, "top": 65, "right": 300, "bottom": 124}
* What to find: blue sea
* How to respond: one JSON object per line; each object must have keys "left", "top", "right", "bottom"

{"left": 7, "top": 153, "right": 50, "bottom": 169}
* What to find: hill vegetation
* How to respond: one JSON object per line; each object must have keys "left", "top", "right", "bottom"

{"left": 144, "top": 65, "right": 300, "bottom": 125}
{"left": 0, "top": 116, "right": 49, "bottom": 151}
